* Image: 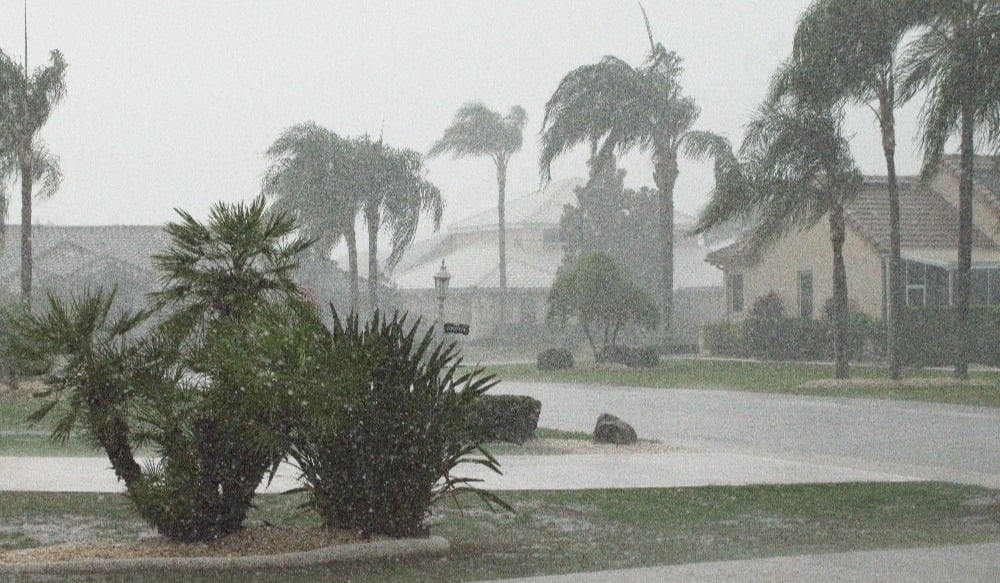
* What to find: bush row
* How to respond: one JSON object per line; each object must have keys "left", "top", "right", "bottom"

{"left": 702, "top": 313, "right": 882, "bottom": 362}
{"left": 900, "top": 305, "right": 1000, "bottom": 367}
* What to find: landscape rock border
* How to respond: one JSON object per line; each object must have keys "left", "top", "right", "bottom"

{"left": 0, "top": 535, "right": 450, "bottom": 576}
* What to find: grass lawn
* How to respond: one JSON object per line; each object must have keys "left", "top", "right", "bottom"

{"left": 0, "top": 482, "right": 996, "bottom": 581}
{"left": 487, "top": 359, "right": 1000, "bottom": 407}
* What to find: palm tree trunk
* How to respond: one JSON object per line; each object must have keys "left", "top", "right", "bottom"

{"left": 19, "top": 136, "right": 33, "bottom": 307}
{"left": 345, "top": 220, "right": 360, "bottom": 314}
{"left": 496, "top": 158, "right": 508, "bottom": 326}
{"left": 365, "top": 205, "right": 380, "bottom": 313}
{"left": 879, "top": 92, "right": 904, "bottom": 380}
{"left": 829, "top": 196, "right": 850, "bottom": 380}
{"left": 653, "top": 154, "right": 678, "bottom": 350}
{"left": 954, "top": 105, "right": 975, "bottom": 380}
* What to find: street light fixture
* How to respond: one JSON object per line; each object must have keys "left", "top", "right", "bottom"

{"left": 433, "top": 259, "right": 451, "bottom": 340}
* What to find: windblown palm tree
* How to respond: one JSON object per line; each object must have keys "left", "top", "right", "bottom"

{"left": 692, "top": 64, "right": 862, "bottom": 379}
{"left": 899, "top": 0, "right": 1000, "bottom": 379}
{"left": 539, "top": 15, "right": 721, "bottom": 346}
{"left": 789, "top": 0, "right": 926, "bottom": 380}
{"left": 428, "top": 102, "right": 526, "bottom": 322}
{"left": 0, "top": 47, "right": 67, "bottom": 305}
{"left": 355, "top": 136, "right": 442, "bottom": 310}
{"left": 262, "top": 122, "right": 361, "bottom": 311}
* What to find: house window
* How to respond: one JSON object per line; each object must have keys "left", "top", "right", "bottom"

{"left": 730, "top": 273, "right": 744, "bottom": 313}
{"left": 905, "top": 261, "right": 927, "bottom": 306}
{"left": 797, "top": 271, "right": 814, "bottom": 319}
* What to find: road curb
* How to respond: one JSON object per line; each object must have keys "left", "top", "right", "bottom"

{"left": 0, "top": 535, "right": 450, "bottom": 576}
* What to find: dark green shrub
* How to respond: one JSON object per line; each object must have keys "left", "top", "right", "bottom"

{"left": 538, "top": 347, "right": 574, "bottom": 370}
{"left": 469, "top": 394, "right": 541, "bottom": 444}
{"left": 746, "top": 316, "right": 828, "bottom": 361}
{"left": 289, "top": 310, "right": 508, "bottom": 538}
{"left": 900, "top": 306, "right": 1000, "bottom": 367}
{"left": 597, "top": 344, "right": 660, "bottom": 368}
{"left": 701, "top": 320, "right": 748, "bottom": 357}
{"left": 748, "top": 291, "right": 786, "bottom": 318}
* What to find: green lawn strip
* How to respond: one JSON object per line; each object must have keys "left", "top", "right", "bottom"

{"left": 2, "top": 482, "right": 996, "bottom": 582}
{"left": 488, "top": 360, "right": 1000, "bottom": 407}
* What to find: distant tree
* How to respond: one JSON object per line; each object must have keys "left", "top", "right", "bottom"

{"left": 354, "top": 137, "right": 442, "bottom": 311}
{"left": 547, "top": 252, "right": 658, "bottom": 358}
{"left": 559, "top": 157, "right": 660, "bottom": 295}
{"left": 899, "top": 0, "right": 1000, "bottom": 379}
{"left": 262, "top": 123, "right": 361, "bottom": 310}
{"left": 540, "top": 11, "right": 723, "bottom": 348}
{"left": 428, "top": 102, "right": 527, "bottom": 321}
{"left": 791, "top": 0, "right": 926, "bottom": 380}
{"left": 692, "top": 60, "right": 862, "bottom": 379}
{"left": 0, "top": 48, "right": 67, "bottom": 305}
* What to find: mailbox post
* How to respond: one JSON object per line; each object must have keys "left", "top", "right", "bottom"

{"left": 433, "top": 259, "right": 451, "bottom": 342}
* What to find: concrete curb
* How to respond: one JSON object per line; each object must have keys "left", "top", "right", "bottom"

{"left": 0, "top": 535, "right": 450, "bottom": 576}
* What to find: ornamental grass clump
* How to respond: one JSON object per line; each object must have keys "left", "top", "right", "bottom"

{"left": 288, "top": 310, "right": 508, "bottom": 538}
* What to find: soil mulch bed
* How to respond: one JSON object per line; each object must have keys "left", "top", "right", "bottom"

{"left": 1, "top": 526, "right": 363, "bottom": 564}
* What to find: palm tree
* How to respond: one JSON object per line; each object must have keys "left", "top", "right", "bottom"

{"left": 899, "top": 0, "right": 1000, "bottom": 379}
{"left": 790, "top": 0, "right": 925, "bottom": 380}
{"left": 262, "top": 122, "right": 361, "bottom": 311}
{"left": 539, "top": 16, "right": 720, "bottom": 347}
{"left": 428, "top": 102, "right": 527, "bottom": 322}
{"left": 692, "top": 63, "right": 862, "bottom": 379}
{"left": 354, "top": 136, "right": 442, "bottom": 310}
{"left": 0, "top": 47, "right": 67, "bottom": 305}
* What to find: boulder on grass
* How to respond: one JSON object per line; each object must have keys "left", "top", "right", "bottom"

{"left": 593, "top": 413, "right": 637, "bottom": 445}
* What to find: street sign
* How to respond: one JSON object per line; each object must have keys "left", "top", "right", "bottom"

{"left": 444, "top": 322, "right": 470, "bottom": 335}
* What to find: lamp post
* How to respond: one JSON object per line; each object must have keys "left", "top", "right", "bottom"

{"left": 433, "top": 259, "right": 451, "bottom": 341}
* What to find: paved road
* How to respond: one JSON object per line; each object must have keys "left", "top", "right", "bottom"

{"left": 476, "top": 543, "right": 1000, "bottom": 583}
{"left": 497, "top": 381, "right": 1000, "bottom": 488}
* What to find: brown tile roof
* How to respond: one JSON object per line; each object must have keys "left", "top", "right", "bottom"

{"left": 705, "top": 175, "right": 998, "bottom": 269}
{"left": 941, "top": 154, "right": 1000, "bottom": 210}
{"left": 844, "top": 177, "right": 996, "bottom": 253}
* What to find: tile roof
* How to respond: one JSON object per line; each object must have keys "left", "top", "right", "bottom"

{"left": 392, "top": 241, "right": 563, "bottom": 290}
{"left": 941, "top": 154, "right": 1000, "bottom": 209}
{"left": 844, "top": 177, "right": 996, "bottom": 253}
{"left": 706, "top": 175, "right": 999, "bottom": 269}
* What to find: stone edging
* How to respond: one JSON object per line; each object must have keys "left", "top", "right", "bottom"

{"left": 0, "top": 535, "right": 450, "bottom": 576}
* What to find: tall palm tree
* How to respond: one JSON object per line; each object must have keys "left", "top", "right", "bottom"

{"left": 428, "top": 102, "right": 526, "bottom": 322}
{"left": 539, "top": 16, "right": 720, "bottom": 347}
{"left": 0, "top": 47, "right": 67, "bottom": 305}
{"left": 790, "top": 0, "right": 925, "bottom": 380}
{"left": 692, "top": 63, "right": 862, "bottom": 379}
{"left": 354, "top": 136, "right": 442, "bottom": 310}
{"left": 262, "top": 122, "right": 361, "bottom": 311}
{"left": 899, "top": 0, "right": 1000, "bottom": 379}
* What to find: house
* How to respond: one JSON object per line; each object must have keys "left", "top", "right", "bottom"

{"left": 390, "top": 178, "right": 723, "bottom": 346}
{"left": 706, "top": 156, "right": 1000, "bottom": 323}
{"left": 1, "top": 224, "right": 352, "bottom": 313}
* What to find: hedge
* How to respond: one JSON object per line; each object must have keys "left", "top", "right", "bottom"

{"left": 468, "top": 394, "right": 542, "bottom": 444}
{"left": 901, "top": 305, "right": 1000, "bottom": 367}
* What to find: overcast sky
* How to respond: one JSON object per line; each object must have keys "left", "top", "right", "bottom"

{"left": 1, "top": 0, "right": 929, "bottom": 239}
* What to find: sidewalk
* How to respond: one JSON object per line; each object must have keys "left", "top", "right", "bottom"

{"left": 475, "top": 543, "right": 1000, "bottom": 582}
{"left": 0, "top": 452, "right": 922, "bottom": 493}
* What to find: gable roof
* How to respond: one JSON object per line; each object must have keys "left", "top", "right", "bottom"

{"left": 940, "top": 154, "right": 1000, "bottom": 210}
{"left": 706, "top": 175, "right": 998, "bottom": 269}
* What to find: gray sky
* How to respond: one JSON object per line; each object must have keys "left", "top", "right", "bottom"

{"left": 1, "top": 0, "right": 928, "bottom": 238}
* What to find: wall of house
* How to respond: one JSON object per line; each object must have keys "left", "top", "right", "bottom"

{"left": 390, "top": 287, "right": 551, "bottom": 340}
{"left": 729, "top": 221, "right": 883, "bottom": 320}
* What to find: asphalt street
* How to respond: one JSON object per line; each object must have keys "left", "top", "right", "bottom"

{"left": 496, "top": 381, "right": 1000, "bottom": 488}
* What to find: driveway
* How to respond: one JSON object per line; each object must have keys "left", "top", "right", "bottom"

{"left": 496, "top": 381, "right": 1000, "bottom": 488}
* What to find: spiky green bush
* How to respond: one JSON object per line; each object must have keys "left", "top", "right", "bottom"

{"left": 288, "top": 310, "right": 508, "bottom": 538}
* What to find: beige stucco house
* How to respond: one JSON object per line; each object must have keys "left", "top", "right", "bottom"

{"left": 707, "top": 156, "right": 1000, "bottom": 322}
